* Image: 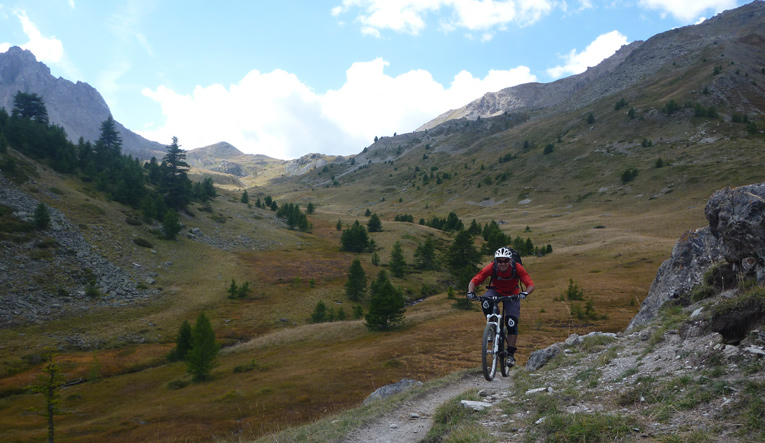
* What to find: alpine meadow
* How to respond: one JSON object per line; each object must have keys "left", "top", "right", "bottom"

{"left": 2, "top": 3, "right": 765, "bottom": 442}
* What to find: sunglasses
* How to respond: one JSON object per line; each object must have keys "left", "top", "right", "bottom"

{"left": 496, "top": 258, "right": 511, "bottom": 263}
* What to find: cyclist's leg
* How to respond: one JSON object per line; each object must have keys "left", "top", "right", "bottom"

{"left": 502, "top": 298, "right": 521, "bottom": 364}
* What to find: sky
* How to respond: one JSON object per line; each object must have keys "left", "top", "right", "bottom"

{"left": 0, "top": 0, "right": 748, "bottom": 160}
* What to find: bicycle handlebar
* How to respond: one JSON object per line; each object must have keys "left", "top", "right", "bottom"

{"left": 476, "top": 293, "right": 521, "bottom": 302}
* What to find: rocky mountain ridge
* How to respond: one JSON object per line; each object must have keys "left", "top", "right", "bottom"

{"left": 418, "top": 0, "right": 765, "bottom": 131}
{"left": 0, "top": 46, "right": 167, "bottom": 161}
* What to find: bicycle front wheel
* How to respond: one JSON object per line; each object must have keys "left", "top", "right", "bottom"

{"left": 482, "top": 323, "right": 498, "bottom": 381}
{"left": 499, "top": 332, "right": 510, "bottom": 377}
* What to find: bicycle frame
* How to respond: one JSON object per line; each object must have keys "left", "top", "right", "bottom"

{"left": 479, "top": 294, "right": 510, "bottom": 381}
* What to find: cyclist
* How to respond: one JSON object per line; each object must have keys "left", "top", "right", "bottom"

{"left": 467, "top": 247, "right": 535, "bottom": 367}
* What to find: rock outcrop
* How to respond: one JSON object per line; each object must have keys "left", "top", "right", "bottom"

{"left": 628, "top": 182, "right": 765, "bottom": 331}
{"left": 705, "top": 182, "right": 765, "bottom": 268}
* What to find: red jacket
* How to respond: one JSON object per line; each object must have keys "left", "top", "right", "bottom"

{"left": 471, "top": 262, "right": 534, "bottom": 297}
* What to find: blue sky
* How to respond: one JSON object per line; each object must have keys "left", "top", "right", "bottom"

{"left": 0, "top": 0, "right": 746, "bottom": 159}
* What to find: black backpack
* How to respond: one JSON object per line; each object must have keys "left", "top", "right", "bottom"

{"left": 489, "top": 247, "right": 522, "bottom": 285}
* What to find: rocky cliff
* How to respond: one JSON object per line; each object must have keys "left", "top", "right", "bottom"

{"left": 0, "top": 46, "right": 165, "bottom": 161}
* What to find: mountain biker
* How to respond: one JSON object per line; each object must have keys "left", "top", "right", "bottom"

{"left": 467, "top": 247, "right": 535, "bottom": 367}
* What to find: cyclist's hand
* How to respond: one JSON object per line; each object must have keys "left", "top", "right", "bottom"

{"left": 519, "top": 291, "right": 528, "bottom": 300}
{"left": 467, "top": 292, "right": 476, "bottom": 300}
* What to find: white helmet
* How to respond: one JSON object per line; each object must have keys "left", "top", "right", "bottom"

{"left": 495, "top": 247, "right": 512, "bottom": 259}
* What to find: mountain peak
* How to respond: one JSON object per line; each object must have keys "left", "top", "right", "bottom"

{"left": 0, "top": 46, "right": 165, "bottom": 161}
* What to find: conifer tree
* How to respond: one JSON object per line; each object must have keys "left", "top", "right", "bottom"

{"left": 34, "top": 203, "right": 50, "bottom": 230}
{"left": 345, "top": 258, "right": 367, "bottom": 301}
{"left": 414, "top": 236, "right": 438, "bottom": 270}
{"left": 367, "top": 213, "right": 382, "bottom": 232}
{"left": 186, "top": 312, "right": 219, "bottom": 382}
{"left": 167, "top": 320, "right": 193, "bottom": 361}
{"left": 365, "top": 271, "right": 406, "bottom": 331}
{"left": 163, "top": 210, "right": 182, "bottom": 240}
{"left": 340, "top": 221, "right": 370, "bottom": 252}
{"left": 28, "top": 349, "right": 65, "bottom": 443}
{"left": 389, "top": 241, "right": 407, "bottom": 278}
{"left": 11, "top": 91, "right": 48, "bottom": 124}
{"left": 444, "top": 230, "right": 481, "bottom": 290}
{"left": 160, "top": 137, "right": 192, "bottom": 209}
{"left": 311, "top": 301, "right": 328, "bottom": 323}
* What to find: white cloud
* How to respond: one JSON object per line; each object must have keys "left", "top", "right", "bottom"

{"left": 139, "top": 59, "right": 537, "bottom": 159}
{"left": 546, "top": 30, "right": 628, "bottom": 79}
{"left": 638, "top": 0, "right": 737, "bottom": 23}
{"left": 9, "top": 10, "right": 64, "bottom": 63}
{"left": 334, "top": 0, "right": 557, "bottom": 38}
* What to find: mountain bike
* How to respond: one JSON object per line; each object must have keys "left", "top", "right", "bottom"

{"left": 469, "top": 292, "right": 522, "bottom": 381}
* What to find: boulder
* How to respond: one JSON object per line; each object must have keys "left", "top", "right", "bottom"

{"left": 526, "top": 344, "right": 561, "bottom": 371}
{"left": 362, "top": 378, "right": 422, "bottom": 405}
{"left": 705, "top": 183, "right": 765, "bottom": 263}
{"left": 627, "top": 226, "right": 724, "bottom": 331}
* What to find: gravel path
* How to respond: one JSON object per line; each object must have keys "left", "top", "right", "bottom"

{"left": 340, "top": 370, "right": 513, "bottom": 443}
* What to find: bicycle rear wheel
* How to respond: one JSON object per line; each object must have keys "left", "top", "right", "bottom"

{"left": 482, "top": 323, "right": 498, "bottom": 381}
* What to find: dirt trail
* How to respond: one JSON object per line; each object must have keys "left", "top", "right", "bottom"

{"left": 340, "top": 370, "right": 513, "bottom": 443}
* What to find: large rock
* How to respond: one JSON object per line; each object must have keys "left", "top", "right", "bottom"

{"left": 627, "top": 226, "right": 724, "bottom": 331}
{"left": 362, "top": 378, "right": 422, "bottom": 405}
{"left": 526, "top": 344, "right": 561, "bottom": 371}
{"left": 705, "top": 183, "right": 765, "bottom": 263}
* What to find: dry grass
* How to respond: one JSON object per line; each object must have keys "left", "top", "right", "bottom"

{"left": 0, "top": 186, "right": 691, "bottom": 442}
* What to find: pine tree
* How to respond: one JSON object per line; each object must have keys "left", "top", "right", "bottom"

{"left": 389, "top": 241, "right": 407, "bottom": 278}
{"left": 34, "top": 203, "right": 50, "bottom": 230}
{"left": 160, "top": 137, "right": 192, "bottom": 209}
{"left": 226, "top": 279, "right": 239, "bottom": 299}
{"left": 365, "top": 271, "right": 406, "bottom": 331}
{"left": 345, "top": 258, "right": 367, "bottom": 301}
{"left": 414, "top": 236, "right": 437, "bottom": 270}
{"left": 163, "top": 210, "right": 182, "bottom": 240}
{"left": 311, "top": 301, "right": 328, "bottom": 323}
{"left": 28, "top": 349, "right": 65, "bottom": 443}
{"left": 240, "top": 190, "right": 249, "bottom": 204}
{"left": 367, "top": 213, "right": 382, "bottom": 232}
{"left": 444, "top": 230, "right": 481, "bottom": 290}
{"left": 11, "top": 91, "right": 48, "bottom": 124}
{"left": 340, "top": 221, "right": 370, "bottom": 252}
{"left": 168, "top": 320, "right": 193, "bottom": 361}
{"left": 185, "top": 313, "right": 219, "bottom": 382}
{"left": 94, "top": 115, "right": 122, "bottom": 170}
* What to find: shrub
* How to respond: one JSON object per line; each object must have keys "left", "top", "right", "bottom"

{"left": 566, "top": 278, "right": 584, "bottom": 300}
{"left": 233, "top": 360, "right": 260, "bottom": 373}
{"left": 133, "top": 238, "right": 153, "bottom": 248}
{"left": 621, "top": 168, "right": 639, "bottom": 184}
{"left": 33, "top": 203, "right": 50, "bottom": 229}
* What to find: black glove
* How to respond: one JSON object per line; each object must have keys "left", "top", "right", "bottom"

{"left": 466, "top": 292, "right": 476, "bottom": 300}
{"left": 518, "top": 291, "right": 528, "bottom": 300}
